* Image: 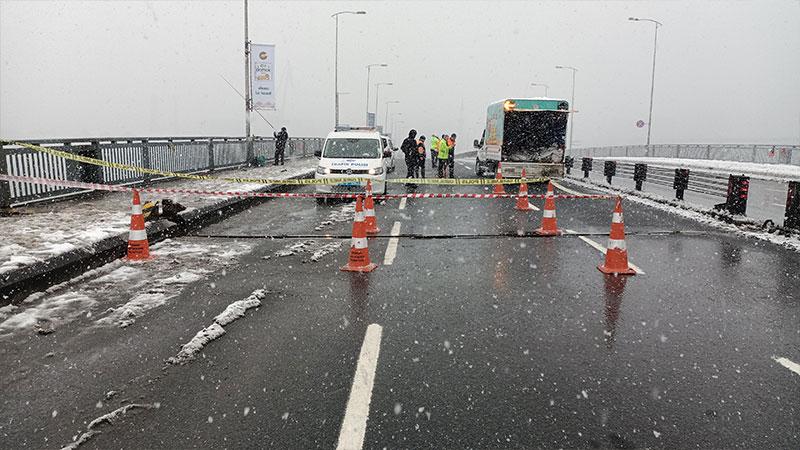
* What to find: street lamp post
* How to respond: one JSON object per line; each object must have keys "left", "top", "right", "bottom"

{"left": 629, "top": 17, "right": 662, "bottom": 156}
{"left": 530, "top": 82, "right": 549, "bottom": 97}
{"left": 365, "top": 63, "right": 387, "bottom": 126}
{"left": 555, "top": 65, "right": 578, "bottom": 155}
{"left": 332, "top": 10, "right": 366, "bottom": 128}
{"left": 374, "top": 82, "right": 393, "bottom": 128}
{"left": 385, "top": 100, "right": 400, "bottom": 130}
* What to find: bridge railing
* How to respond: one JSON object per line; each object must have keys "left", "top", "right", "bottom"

{"left": 573, "top": 144, "right": 799, "bottom": 166}
{"left": 0, "top": 136, "right": 324, "bottom": 208}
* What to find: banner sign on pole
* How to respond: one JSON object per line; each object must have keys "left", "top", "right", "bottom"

{"left": 367, "top": 113, "right": 376, "bottom": 128}
{"left": 251, "top": 44, "right": 276, "bottom": 110}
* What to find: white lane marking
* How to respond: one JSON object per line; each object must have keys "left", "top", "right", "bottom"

{"left": 336, "top": 324, "right": 384, "bottom": 450}
{"left": 772, "top": 356, "right": 800, "bottom": 376}
{"left": 565, "top": 229, "right": 645, "bottom": 275}
{"left": 398, "top": 197, "right": 407, "bottom": 210}
{"left": 771, "top": 203, "right": 786, "bottom": 208}
{"left": 525, "top": 202, "right": 541, "bottom": 211}
{"left": 383, "top": 221, "right": 402, "bottom": 265}
{"left": 550, "top": 180, "right": 585, "bottom": 196}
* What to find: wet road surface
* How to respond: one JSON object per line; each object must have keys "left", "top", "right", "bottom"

{"left": 1, "top": 157, "right": 798, "bottom": 449}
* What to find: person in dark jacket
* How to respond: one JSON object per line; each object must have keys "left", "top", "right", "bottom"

{"left": 416, "top": 136, "right": 427, "bottom": 178}
{"left": 401, "top": 129, "right": 418, "bottom": 179}
{"left": 273, "top": 127, "right": 289, "bottom": 165}
{"left": 447, "top": 133, "right": 457, "bottom": 178}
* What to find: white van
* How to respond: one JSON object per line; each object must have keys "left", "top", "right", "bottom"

{"left": 314, "top": 128, "right": 393, "bottom": 198}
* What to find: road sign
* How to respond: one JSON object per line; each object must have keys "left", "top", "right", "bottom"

{"left": 366, "top": 113, "right": 376, "bottom": 128}
{"left": 636, "top": 120, "right": 646, "bottom": 128}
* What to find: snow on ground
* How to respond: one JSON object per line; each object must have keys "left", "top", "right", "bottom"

{"left": 0, "top": 239, "right": 255, "bottom": 337}
{"left": 61, "top": 403, "right": 160, "bottom": 450}
{"left": 214, "top": 289, "right": 266, "bottom": 326}
{"left": 563, "top": 177, "right": 800, "bottom": 253}
{"left": 0, "top": 159, "right": 316, "bottom": 277}
{"left": 591, "top": 156, "right": 800, "bottom": 182}
{"left": 167, "top": 288, "right": 267, "bottom": 365}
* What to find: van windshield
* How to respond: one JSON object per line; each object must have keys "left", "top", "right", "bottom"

{"left": 323, "top": 138, "right": 381, "bottom": 159}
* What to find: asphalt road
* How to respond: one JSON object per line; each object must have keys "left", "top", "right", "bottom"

{"left": 1, "top": 156, "right": 798, "bottom": 449}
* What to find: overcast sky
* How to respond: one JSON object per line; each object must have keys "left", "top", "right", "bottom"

{"left": 1, "top": 0, "right": 798, "bottom": 147}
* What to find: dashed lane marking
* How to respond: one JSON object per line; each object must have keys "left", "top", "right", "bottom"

{"left": 336, "top": 323, "right": 383, "bottom": 450}
{"left": 565, "top": 229, "right": 646, "bottom": 275}
{"left": 772, "top": 356, "right": 800, "bottom": 376}
{"left": 383, "top": 221, "right": 402, "bottom": 265}
{"left": 398, "top": 197, "right": 407, "bottom": 210}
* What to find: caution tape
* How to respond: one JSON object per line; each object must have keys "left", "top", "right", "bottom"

{"left": 0, "top": 174, "right": 613, "bottom": 201}
{"left": 1, "top": 140, "right": 547, "bottom": 186}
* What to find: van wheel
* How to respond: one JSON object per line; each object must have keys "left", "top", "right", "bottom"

{"left": 475, "top": 158, "right": 483, "bottom": 177}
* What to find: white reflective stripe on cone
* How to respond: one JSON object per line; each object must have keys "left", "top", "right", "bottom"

{"left": 545, "top": 191, "right": 553, "bottom": 198}
{"left": 365, "top": 209, "right": 376, "bottom": 217}
{"left": 128, "top": 229, "right": 148, "bottom": 241}
{"left": 543, "top": 209, "right": 556, "bottom": 218}
{"left": 351, "top": 237, "right": 368, "bottom": 249}
{"left": 131, "top": 204, "right": 143, "bottom": 215}
{"left": 612, "top": 212, "right": 623, "bottom": 223}
{"left": 355, "top": 211, "right": 365, "bottom": 222}
{"left": 607, "top": 238, "right": 626, "bottom": 250}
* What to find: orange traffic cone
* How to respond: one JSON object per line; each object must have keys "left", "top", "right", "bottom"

{"left": 534, "top": 181, "right": 562, "bottom": 236}
{"left": 598, "top": 196, "right": 636, "bottom": 275}
{"left": 341, "top": 196, "right": 378, "bottom": 273}
{"left": 127, "top": 190, "right": 151, "bottom": 260}
{"left": 364, "top": 180, "right": 380, "bottom": 234}
{"left": 493, "top": 162, "right": 506, "bottom": 195}
{"left": 515, "top": 168, "right": 534, "bottom": 211}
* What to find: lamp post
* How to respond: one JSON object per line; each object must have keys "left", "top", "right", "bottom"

{"left": 374, "top": 82, "right": 393, "bottom": 128}
{"left": 629, "top": 17, "right": 662, "bottom": 156}
{"left": 555, "top": 65, "right": 578, "bottom": 155}
{"left": 385, "top": 100, "right": 400, "bottom": 130}
{"left": 365, "top": 63, "right": 387, "bottom": 126}
{"left": 332, "top": 10, "right": 366, "bottom": 127}
{"left": 530, "top": 82, "right": 549, "bottom": 97}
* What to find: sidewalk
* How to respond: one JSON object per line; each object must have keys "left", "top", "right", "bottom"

{"left": 589, "top": 156, "right": 800, "bottom": 182}
{"left": 0, "top": 159, "right": 317, "bottom": 299}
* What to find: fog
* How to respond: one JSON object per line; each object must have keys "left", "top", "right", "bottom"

{"left": 1, "top": 0, "right": 798, "bottom": 147}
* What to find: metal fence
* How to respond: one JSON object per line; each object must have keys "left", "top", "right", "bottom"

{"left": 574, "top": 144, "right": 800, "bottom": 166}
{"left": 0, "top": 136, "right": 324, "bottom": 207}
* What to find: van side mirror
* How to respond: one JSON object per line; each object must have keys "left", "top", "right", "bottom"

{"left": 314, "top": 149, "right": 322, "bottom": 158}
{"left": 473, "top": 139, "right": 480, "bottom": 149}
{"left": 383, "top": 149, "right": 392, "bottom": 158}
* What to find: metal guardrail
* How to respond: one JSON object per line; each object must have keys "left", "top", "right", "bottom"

{"left": 574, "top": 144, "right": 800, "bottom": 166}
{"left": 0, "top": 136, "right": 324, "bottom": 207}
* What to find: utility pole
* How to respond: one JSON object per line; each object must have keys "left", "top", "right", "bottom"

{"left": 244, "top": 0, "right": 253, "bottom": 163}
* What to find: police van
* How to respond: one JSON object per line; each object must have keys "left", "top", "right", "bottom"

{"left": 314, "top": 127, "right": 394, "bottom": 199}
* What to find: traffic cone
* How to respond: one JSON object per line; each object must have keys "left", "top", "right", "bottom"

{"left": 515, "top": 168, "right": 534, "bottom": 211}
{"left": 364, "top": 180, "right": 380, "bottom": 234}
{"left": 534, "top": 181, "right": 562, "bottom": 236}
{"left": 341, "top": 196, "right": 378, "bottom": 273}
{"left": 493, "top": 162, "right": 506, "bottom": 195}
{"left": 127, "top": 190, "right": 151, "bottom": 260}
{"left": 598, "top": 196, "right": 636, "bottom": 275}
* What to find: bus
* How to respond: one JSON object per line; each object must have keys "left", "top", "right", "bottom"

{"left": 473, "top": 98, "right": 570, "bottom": 179}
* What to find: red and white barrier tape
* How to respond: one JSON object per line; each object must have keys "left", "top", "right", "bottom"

{"left": 0, "top": 174, "right": 613, "bottom": 201}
